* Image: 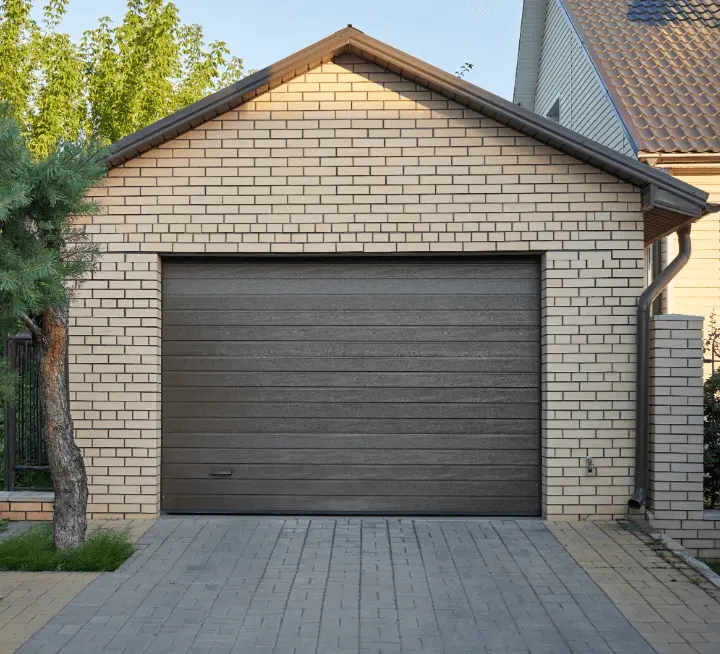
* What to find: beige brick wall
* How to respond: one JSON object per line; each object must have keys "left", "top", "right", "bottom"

{"left": 75, "top": 53, "right": 646, "bottom": 519}
{"left": 0, "top": 497, "right": 54, "bottom": 521}
{"left": 649, "top": 315, "right": 720, "bottom": 558}
{"left": 69, "top": 253, "right": 161, "bottom": 518}
{"left": 649, "top": 316, "right": 705, "bottom": 521}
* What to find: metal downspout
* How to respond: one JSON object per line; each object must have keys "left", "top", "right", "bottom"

{"left": 629, "top": 226, "right": 692, "bottom": 509}
{"left": 651, "top": 240, "right": 663, "bottom": 315}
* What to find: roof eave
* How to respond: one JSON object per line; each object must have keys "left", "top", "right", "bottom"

{"left": 642, "top": 185, "right": 705, "bottom": 243}
{"left": 513, "top": 0, "right": 549, "bottom": 110}
{"left": 640, "top": 151, "right": 720, "bottom": 166}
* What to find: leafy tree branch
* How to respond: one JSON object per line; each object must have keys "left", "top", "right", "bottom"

{"left": 0, "top": 0, "right": 245, "bottom": 155}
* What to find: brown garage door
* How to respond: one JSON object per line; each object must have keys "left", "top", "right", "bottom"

{"left": 161, "top": 257, "right": 541, "bottom": 515}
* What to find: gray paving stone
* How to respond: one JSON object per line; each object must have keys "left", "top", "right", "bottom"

{"left": 16, "top": 518, "right": 656, "bottom": 654}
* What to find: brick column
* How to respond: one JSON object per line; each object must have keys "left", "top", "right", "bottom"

{"left": 69, "top": 252, "right": 161, "bottom": 518}
{"left": 648, "top": 315, "right": 705, "bottom": 534}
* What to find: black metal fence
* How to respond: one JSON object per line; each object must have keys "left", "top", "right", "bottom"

{"left": 2, "top": 334, "right": 51, "bottom": 491}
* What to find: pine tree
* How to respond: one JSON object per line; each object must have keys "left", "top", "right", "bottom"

{"left": 0, "top": 104, "right": 105, "bottom": 549}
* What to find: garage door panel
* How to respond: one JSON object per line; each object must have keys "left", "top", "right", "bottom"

{"left": 162, "top": 340, "right": 539, "bottom": 359}
{"left": 163, "top": 433, "right": 539, "bottom": 451}
{"left": 163, "top": 278, "right": 538, "bottom": 296}
{"left": 164, "top": 260, "right": 539, "bottom": 280}
{"left": 164, "top": 294, "right": 540, "bottom": 312}
{"left": 163, "top": 325, "right": 539, "bottom": 343}
{"left": 163, "top": 401, "right": 540, "bottom": 420}
{"left": 163, "top": 450, "right": 540, "bottom": 467}
{"left": 163, "top": 372, "right": 536, "bottom": 388}
{"left": 164, "top": 309, "right": 539, "bottom": 328}
{"left": 162, "top": 464, "right": 540, "bottom": 482}
{"left": 162, "top": 494, "right": 541, "bottom": 516}
{"left": 164, "top": 357, "right": 540, "bottom": 375}
{"left": 162, "top": 386, "right": 539, "bottom": 404}
{"left": 162, "top": 479, "right": 540, "bottom": 498}
{"left": 163, "top": 417, "right": 539, "bottom": 435}
{"left": 162, "top": 257, "right": 541, "bottom": 515}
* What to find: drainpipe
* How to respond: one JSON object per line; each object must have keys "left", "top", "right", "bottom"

{"left": 629, "top": 225, "right": 692, "bottom": 509}
{"left": 651, "top": 240, "right": 663, "bottom": 315}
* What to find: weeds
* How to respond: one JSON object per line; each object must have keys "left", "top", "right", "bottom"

{"left": 0, "top": 525, "right": 133, "bottom": 572}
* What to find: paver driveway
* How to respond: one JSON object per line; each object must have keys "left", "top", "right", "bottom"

{"left": 17, "top": 518, "right": 655, "bottom": 654}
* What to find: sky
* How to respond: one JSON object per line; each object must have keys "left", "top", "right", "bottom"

{"left": 30, "top": 0, "right": 524, "bottom": 100}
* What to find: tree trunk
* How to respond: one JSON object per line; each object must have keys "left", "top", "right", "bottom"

{"left": 39, "top": 306, "right": 88, "bottom": 549}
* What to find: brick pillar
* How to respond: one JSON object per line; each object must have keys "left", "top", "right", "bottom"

{"left": 648, "top": 315, "right": 705, "bottom": 533}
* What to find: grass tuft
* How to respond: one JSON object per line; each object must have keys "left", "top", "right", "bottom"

{"left": 0, "top": 524, "right": 134, "bottom": 572}
{"left": 708, "top": 560, "right": 720, "bottom": 575}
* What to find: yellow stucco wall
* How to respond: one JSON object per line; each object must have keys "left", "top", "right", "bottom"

{"left": 665, "top": 167, "right": 720, "bottom": 373}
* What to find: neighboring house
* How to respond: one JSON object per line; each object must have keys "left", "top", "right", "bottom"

{"left": 40, "top": 26, "right": 716, "bottom": 553}
{"left": 514, "top": 0, "right": 720, "bottom": 351}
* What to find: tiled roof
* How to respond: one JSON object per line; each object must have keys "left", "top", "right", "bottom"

{"left": 563, "top": 0, "right": 720, "bottom": 154}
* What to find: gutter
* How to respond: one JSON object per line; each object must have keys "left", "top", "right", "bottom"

{"left": 629, "top": 226, "right": 692, "bottom": 509}
{"left": 641, "top": 152, "right": 720, "bottom": 166}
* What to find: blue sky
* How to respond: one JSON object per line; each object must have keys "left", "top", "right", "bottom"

{"left": 31, "top": 0, "right": 524, "bottom": 100}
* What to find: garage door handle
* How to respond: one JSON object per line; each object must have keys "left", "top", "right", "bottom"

{"left": 209, "top": 469, "right": 233, "bottom": 477}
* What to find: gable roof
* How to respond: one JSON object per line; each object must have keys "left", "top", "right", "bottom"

{"left": 515, "top": 0, "right": 720, "bottom": 155}
{"left": 108, "top": 25, "right": 712, "bottom": 244}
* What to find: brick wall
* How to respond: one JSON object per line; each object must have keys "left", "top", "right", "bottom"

{"left": 0, "top": 495, "right": 54, "bottom": 521}
{"left": 75, "top": 53, "right": 646, "bottom": 519}
{"left": 649, "top": 315, "right": 720, "bottom": 558}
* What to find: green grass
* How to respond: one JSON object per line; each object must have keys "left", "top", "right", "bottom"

{"left": 0, "top": 524, "right": 134, "bottom": 572}
{"left": 707, "top": 560, "right": 720, "bottom": 575}
{"left": 0, "top": 519, "right": 9, "bottom": 533}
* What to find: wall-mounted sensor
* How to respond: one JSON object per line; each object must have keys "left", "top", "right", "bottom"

{"left": 586, "top": 456, "right": 594, "bottom": 475}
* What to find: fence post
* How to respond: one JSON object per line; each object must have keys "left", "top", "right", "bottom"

{"left": 3, "top": 338, "right": 16, "bottom": 492}
{"left": 648, "top": 315, "right": 705, "bottom": 550}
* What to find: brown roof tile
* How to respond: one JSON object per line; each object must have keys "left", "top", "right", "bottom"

{"left": 563, "top": 0, "right": 720, "bottom": 153}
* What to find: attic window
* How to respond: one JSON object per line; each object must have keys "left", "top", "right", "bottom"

{"left": 546, "top": 99, "right": 561, "bottom": 122}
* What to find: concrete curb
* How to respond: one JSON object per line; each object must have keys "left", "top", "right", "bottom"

{"left": 0, "top": 520, "right": 39, "bottom": 540}
{"left": 650, "top": 530, "right": 720, "bottom": 590}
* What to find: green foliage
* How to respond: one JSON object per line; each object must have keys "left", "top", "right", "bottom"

{"left": 0, "top": 1, "right": 86, "bottom": 156}
{"left": 0, "top": 524, "right": 134, "bottom": 571}
{"left": 0, "top": 357, "right": 14, "bottom": 405}
{"left": 705, "top": 313, "right": 720, "bottom": 509}
{"left": 30, "top": 2, "right": 86, "bottom": 158}
{"left": 0, "top": 0, "right": 36, "bottom": 130}
{"left": 0, "top": 0, "right": 244, "bottom": 155}
{"left": 705, "top": 372, "right": 720, "bottom": 509}
{"left": 455, "top": 62, "right": 474, "bottom": 79}
{"left": 0, "top": 104, "right": 106, "bottom": 403}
